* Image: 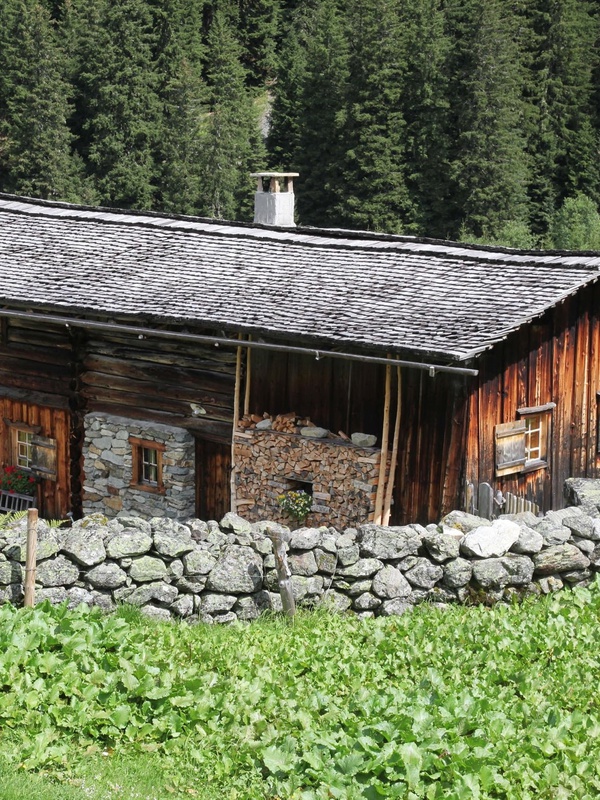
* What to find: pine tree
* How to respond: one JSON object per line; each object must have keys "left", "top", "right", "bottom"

{"left": 151, "top": 0, "right": 207, "bottom": 214}
{"left": 399, "top": 0, "right": 451, "bottom": 236}
{"left": 236, "top": 0, "right": 281, "bottom": 87}
{"left": 335, "top": 0, "right": 412, "bottom": 233}
{"left": 443, "top": 0, "right": 531, "bottom": 239}
{"left": 519, "top": 0, "right": 600, "bottom": 235}
{"left": 266, "top": 20, "right": 308, "bottom": 172}
{"left": 197, "top": 9, "right": 266, "bottom": 220}
{"left": 72, "top": 0, "right": 161, "bottom": 209}
{"left": 0, "top": 0, "right": 86, "bottom": 200}
{"left": 293, "top": 0, "right": 349, "bottom": 226}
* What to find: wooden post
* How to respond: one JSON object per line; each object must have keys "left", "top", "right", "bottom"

{"left": 23, "top": 508, "right": 38, "bottom": 608}
{"left": 243, "top": 336, "right": 252, "bottom": 417}
{"left": 383, "top": 366, "right": 401, "bottom": 526}
{"left": 266, "top": 526, "right": 295, "bottom": 618}
{"left": 230, "top": 335, "right": 243, "bottom": 513}
{"left": 374, "top": 362, "right": 392, "bottom": 524}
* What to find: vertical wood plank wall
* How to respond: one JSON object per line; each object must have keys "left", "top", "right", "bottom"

{"left": 464, "top": 281, "right": 600, "bottom": 512}
{"left": 0, "top": 398, "right": 70, "bottom": 519}
{"left": 249, "top": 349, "right": 470, "bottom": 525}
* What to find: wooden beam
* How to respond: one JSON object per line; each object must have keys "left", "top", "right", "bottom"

{"left": 243, "top": 336, "right": 252, "bottom": 416}
{"left": 230, "top": 336, "right": 243, "bottom": 513}
{"left": 374, "top": 362, "right": 392, "bottom": 524}
{"left": 383, "top": 366, "right": 401, "bottom": 526}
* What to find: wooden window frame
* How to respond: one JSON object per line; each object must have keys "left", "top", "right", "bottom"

{"left": 4, "top": 420, "right": 41, "bottom": 471}
{"left": 129, "top": 436, "right": 166, "bottom": 494}
{"left": 517, "top": 404, "right": 555, "bottom": 474}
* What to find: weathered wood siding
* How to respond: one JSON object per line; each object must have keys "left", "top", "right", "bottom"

{"left": 196, "top": 439, "right": 231, "bottom": 520}
{"left": 0, "top": 398, "right": 70, "bottom": 518}
{"left": 465, "top": 281, "right": 600, "bottom": 512}
{"left": 249, "top": 349, "right": 469, "bottom": 525}
{"left": 80, "top": 330, "right": 237, "bottom": 444}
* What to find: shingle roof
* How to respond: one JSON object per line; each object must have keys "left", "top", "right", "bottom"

{"left": 0, "top": 194, "right": 599, "bottom": 362}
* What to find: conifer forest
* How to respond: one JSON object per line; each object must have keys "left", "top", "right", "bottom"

{"left": 1, "top": 0, "right": 600, "bottom": 248}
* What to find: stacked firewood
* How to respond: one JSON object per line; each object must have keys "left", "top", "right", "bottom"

{"left": 238, "top": 410, "right": 352, "bottom": 441}
{"left": 238, "top": 410, "right": 313, "bottom": 433}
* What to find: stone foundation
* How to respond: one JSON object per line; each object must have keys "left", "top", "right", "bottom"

{"left": 234, "top": 429, "right": 390, "bottom": 528}
{"left": 82, "top": 413, "right": 195, "bottom": 519}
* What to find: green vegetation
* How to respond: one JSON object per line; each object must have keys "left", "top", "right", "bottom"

{"left": 2, "top": 584, "right": 600, "bottom": 797}
{"left": 1, "top": 0, "right": 600, "bottom": 241}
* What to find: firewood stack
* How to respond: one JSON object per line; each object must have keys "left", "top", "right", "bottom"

{"left": 237, "top": 410, "right": 314, "bottom": 433}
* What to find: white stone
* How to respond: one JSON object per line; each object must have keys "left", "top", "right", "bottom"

{"left": 460, "top": 519, "right": 520, "bottom": 558}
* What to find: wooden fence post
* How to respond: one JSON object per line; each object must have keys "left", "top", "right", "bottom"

{"left": 24, "top": 507, "right": 38, "bottom": 608}
{"left": 266, "top": 526, "right": 295, "bottom": 618}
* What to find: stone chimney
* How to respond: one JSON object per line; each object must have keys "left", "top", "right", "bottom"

{"left": 251, "top": 172, "right": 298, "bottom": 227}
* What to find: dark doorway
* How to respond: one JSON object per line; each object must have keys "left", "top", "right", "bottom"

{"left": 195, "top": 438, "right": 231, "bottom": 521}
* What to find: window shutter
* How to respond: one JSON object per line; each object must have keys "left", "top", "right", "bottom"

{"left": 495, "top": 421, "right": 526, "bottom": 477}
{"left": 30, "top": 434, "right": 57, "bottom": 481}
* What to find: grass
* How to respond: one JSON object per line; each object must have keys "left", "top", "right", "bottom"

{"left": 1, "top": 583, "right": 600, "bottom": 798}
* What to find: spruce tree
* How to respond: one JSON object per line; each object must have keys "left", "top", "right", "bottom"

{"left": 519, "top": 0, "right": 600, "bottom": 235}
{"left": 335, "top": 0, "right": 412, "bottom": 233}
{"left": 266, "top": 20, "right": 307, "bottom": 173}
{"left": 72, "top": 0, "right": 161, "bottom": 209}
{"left": 0, "top": 0, "right": 86, "bottom": 200}
{"left": 399, "top": 0, "right": 451, "bottom": 237}
{"left": 293, "top": 0, "right": 349, "bottom": 227}
{"left": 151, "top": 0, "right": 207, "bottom": 214}
{"left": 197, "top": 9, "right": 266, "bottom": 221}
{"left": 443, "top": 0, "right": 531, "bottom": 240}
{"left": 236, "top": 0, "right": 281, "bottom": 87}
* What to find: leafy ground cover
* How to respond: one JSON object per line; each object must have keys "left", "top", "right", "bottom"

{"left": 1, "top": 584, "right": 600, "bottom": 799}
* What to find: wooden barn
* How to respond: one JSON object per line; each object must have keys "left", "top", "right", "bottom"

{"left": 0, "top": 192, "right": 599, "bottom": 525}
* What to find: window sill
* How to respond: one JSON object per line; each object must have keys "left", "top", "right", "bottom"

{"left": 130, "top": 482, "right": 165, "bottom": 495}
{"left": 521, "top": 459, "right": 548, "bottom": 475}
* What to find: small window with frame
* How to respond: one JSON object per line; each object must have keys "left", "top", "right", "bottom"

{"left": 4, "top": 421, "right": 41, "bottom": 471}
{"left": 129, "top": 436, "right": 166, "bottom": 493}
{"left": 495, "top": 403, "right": 555, "bottom": 477}
{"left": 518, "top": 403, "right": 555, "bottom": 473}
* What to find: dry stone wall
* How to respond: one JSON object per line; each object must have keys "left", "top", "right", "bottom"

{"left": 1, "top": 483, "right": 600, "bottom": 621}
{"left": 82, "top": 413, "right": 195, "bottom": 519}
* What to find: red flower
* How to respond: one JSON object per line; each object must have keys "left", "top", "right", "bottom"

{"left": 28, "top": 476, "right": 35, "bottom": 483}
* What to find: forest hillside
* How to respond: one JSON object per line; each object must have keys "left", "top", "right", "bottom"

{"left": 1, "top": 0, "right": 599, "bottom": 248}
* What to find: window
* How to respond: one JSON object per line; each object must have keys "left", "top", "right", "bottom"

{"left": 14, "top": 429, "right": 34, "bottom": 469}
{"left": 495, "top": 403, "right": 555, "bottom": 477}
{"left": 129, "top": 436, "right": 165, "bottom": 493}
{"left": 519, "top": 405, "right": 554, "bottom": 471}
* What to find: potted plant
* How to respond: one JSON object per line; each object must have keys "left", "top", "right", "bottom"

{"left": 277, "top": 489, "right": 313, "bottom": 526}
{"left": 0, "top": 466, "right": 37, "bottom": 495}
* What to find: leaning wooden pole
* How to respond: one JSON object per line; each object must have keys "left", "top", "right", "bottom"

{"left": 243, "top": 336, "right": 252, "bottom": 417}
{"left": 374, "top": 362, "right": 392, "bottom": 524}
{"left": 230, "top": 335, "right": 243, "bottom": 513}
{"left": 23, "top": 508, "right": 38, "bottom": 608}
{"left": 383, "top": 366, "right": 402, "bottom": 526}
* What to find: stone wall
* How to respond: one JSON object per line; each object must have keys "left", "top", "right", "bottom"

{"left": 234, "top": 430, "right": 390, "bottom": 529}
{"left": 1, "top": 493, "right": 599, "bottom": 622}
{"left": 82, "top": 413, "right": 195, "bottom": 520}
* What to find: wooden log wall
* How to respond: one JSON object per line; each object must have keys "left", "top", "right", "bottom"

{"left": 464, "top": 281, "right": 600, "bottom": 512}
{"left": 0, "top": 318, "right": 74, "bottom": 518}
{"left": 80, "top": 330, "right": 237, "bottom": 444}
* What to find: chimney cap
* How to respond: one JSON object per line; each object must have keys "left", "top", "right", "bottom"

{"left": 250, "top": 172, "right": 299, "bottom": 178}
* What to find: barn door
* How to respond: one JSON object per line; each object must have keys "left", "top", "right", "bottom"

{"left": 195, "top": 438, "right": 231, "bottom": 521}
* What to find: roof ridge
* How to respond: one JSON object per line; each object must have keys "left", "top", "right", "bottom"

{"left": 2, "top": 192, "right": 600, "bottom": 265}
